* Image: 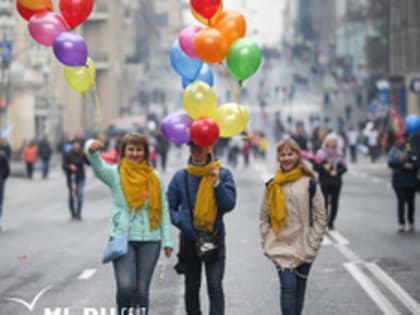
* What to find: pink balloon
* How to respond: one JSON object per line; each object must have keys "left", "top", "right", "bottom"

{"left": 28, "top": 11, "right": 69, "bottom": 46}
{"left": 179, "top": 26, "right": 202, "bottom": 58}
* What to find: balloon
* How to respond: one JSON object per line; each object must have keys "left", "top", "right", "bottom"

{"left": 214, "top": 103, "right": 249, "bottom": 137}
{"left": 183, "top": 81, "right": 217, "bottom": 119}
{"left": 53, "top": 32, "right": 88, "bottom": 66}
{"left": 190, "top": 118, "right": 220, "bottom": 147}
{"left": 28, "top": 11, "right": 69, "bottom": 46}
{"left": 214, "top": 10, "right": 247, "bottom": 47}
{"left": 190, "top": 0, "right": 222, "bottom": 20}
{"left": 190, "top": 2, "right": 223, "bottom": 26}
{"left": 182, "top": 64, "right": 214, "bottom": 89}
{"left": 17, "top": 1, "right": 53, "bottom": 21}
{"left": 179, "top": 26, "right": 202, "bottom": 59}
{"left": 170, "top": 40, "right": 203, "bottom": 80}
{"left": 405, "top": 114, "right": 420, "bottom": 134}
{"left": 60, "top": 0, "right": 94, "bottom": 28}
{"left": 160, "top": 112, "right": 193, "bottom": 144}
{"left": 18, "top": 0, "right": 51, "bottom": 10}
{"left": 64, "top": 57, "right": 95, "bottom": 93}
{"left": 227, "top": 38, "right": 261, "bottom": 81}
{"left": 194, "top": 28, "right": 228, "bottom": 64}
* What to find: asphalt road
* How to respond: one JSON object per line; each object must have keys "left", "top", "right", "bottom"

{"left": 0, "top": 146, "right": 419, "bottom": 315}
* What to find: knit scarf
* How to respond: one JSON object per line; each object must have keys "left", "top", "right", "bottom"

{"left": 120, "top": 158, "right": 161, "bottom": 230}
{"left": 267, "top": 167, "right": 303, "bottom": 237}
{"left": 186, "top": 160, "right": 221, "bottom": 232}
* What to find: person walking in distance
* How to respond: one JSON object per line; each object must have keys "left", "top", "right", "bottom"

{"left": 315, "top": 133, "right": 347, "bottom": 230}
{"left": 388, "top": 134, "right": 418, "bottom": 232}
{"left": 167, "top": 141, "right": 236, "bottom": 315}
{"left": 38, "top": 136, "right": 53, "bottom": 179}
{"left": 86, "top": 132, "right": 173, "bottom": 314}
{"left": 260, "top": 139, "right": 326, "bottom": 315}
{"left": 0, "top": 150, "right": 10, "bottom": 231}
{"left": 62, "top": 139, "right": 89, "bottom": 220}
{"left": 21, "top": 140, "right": 38, "bottom": 179}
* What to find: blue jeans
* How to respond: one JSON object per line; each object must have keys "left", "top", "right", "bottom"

{"left": 67, "top": 177, "right": 84, "bottom": 218}
{"left": 41, "top": 159, "right": 50, "bottom": 178}
{"left": 278, "top": 263, "right": 312, "bottom": 315}
{"left": 113, "top": 241, "right": 161, "bottom": 315}
{"left": 183, "top": 237, "right": 226, "bottom": 315}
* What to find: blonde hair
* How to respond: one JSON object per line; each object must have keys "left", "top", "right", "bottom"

{"left": 276, "top": 138, "right": 315, "bottom": 178}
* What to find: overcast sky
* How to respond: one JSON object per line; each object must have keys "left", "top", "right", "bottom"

{"left": 182, "top": 0, "right": 286, "bottom": 47}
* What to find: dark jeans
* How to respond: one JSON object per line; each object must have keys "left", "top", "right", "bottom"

{"left": 25, "top": 162, "right": 34, "bottom": 179}
{"left": 349, "top": 145, "right": 357, "bottom": 163}
{"left": 66, "top": 177, "right": 85, "bottom": 218}
{"left": 278, "top": 263, "right": 312, "bottom": 315}
{"left": 392, "top": 185, "right": 416, "bottom": 225}
{"left": 41, "top": 159, "right": 50, "bottom": 178}
{"left": 320, "top": 183, "right": 342, "bottom": 229}
{"left": 183, "top": 237, "right": 226, "bottom": 315}
{"left": 0, "top": 180, "right": 4, "bottom": 220}
{"left": 113, "top": 241, "right": 161, "bottom": 315}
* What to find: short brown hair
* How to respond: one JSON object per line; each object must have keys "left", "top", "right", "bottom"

{"left": 119, "top": 132, "right": 149, "bottom": 160}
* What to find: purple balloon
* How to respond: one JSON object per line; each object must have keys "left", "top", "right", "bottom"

{"left": 53, "top": 32, "right": 88, "bottom": 66}
{"left": 160, "top": 112, "right": 192, "bottom": 144}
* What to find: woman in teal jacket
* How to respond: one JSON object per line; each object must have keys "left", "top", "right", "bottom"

{"left": 85, "top": 132, "right": 173, "bottom": 315}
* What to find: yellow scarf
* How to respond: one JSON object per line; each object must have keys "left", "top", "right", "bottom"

{"left": 120, "top": 158, "right": 162, "bottom": 230}
{"left": 186, "top": 160, "right": 221, "bottom": 232}
{"left": 267, "top": 167, "right": 303, "bottom": 237}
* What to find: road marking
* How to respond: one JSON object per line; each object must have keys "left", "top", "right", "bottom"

{"left": 328, "top": 230, "right": 350, "bottom": 245}
{"left": 78, "top": 269, "right": 97, "bottom": 280}
{"left": 344, "top": 262, "right": 400, "bottom": 315}
{"left": 322, "top": 235, "right": 332, "bottom": 245}
{"left": 365, "top": 262, "right": 420, "bottom": 314}
{"left": 335, "top": 244, "right": 360, "bottom": 262}
{"left": 2, "top": 286, "right": 52, "bottom": 312}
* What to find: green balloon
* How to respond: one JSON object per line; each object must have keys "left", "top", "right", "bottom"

{"left": 227, "top": 38, "right": 261, "bottom": 81}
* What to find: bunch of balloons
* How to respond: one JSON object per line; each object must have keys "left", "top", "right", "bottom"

{"left": 16, "top": 0, "right": 96, "bottom": 94}
{"left": 162, "top": 0, "right": 261, "bottom": 147}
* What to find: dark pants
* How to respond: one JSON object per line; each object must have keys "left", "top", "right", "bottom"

{"left": 182, "top": 237, "right": 226, "bottom": 315}
{"left": 349, "top": 145, "right": 357, "bottom": 163}
{"left": 0, "top": 180, "right": 4, "bottom": 220}
{"left": 321, "top": 183, "right": 342, "bottom": 228}
{"left": 160, "top": 152, "right": 168, "bottom": 171}
{"left": 66, "top": 176, "right": 85, "bottom": 218}
{"left": 25, "top": 162, "right": 34, "bottom": 179}
{"left": 278, "top": 263, "right": 312, "bottom": 315}
{"left": 113, "top": 241, "right": 161, "bottom": 315}
{"left": 392, "top": 185, "right": 416, "bottom": 225}
{"left": 41, "top": 159, "right": 50, "bottom": 178}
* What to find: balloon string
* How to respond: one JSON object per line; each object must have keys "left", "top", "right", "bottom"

{"left": 219, "top": 63, "right": 248, "bottom": 136}
{"left": 91, "top": 79, "right": 103, "bottom": 132}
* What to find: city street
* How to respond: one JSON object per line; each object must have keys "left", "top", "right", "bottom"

{"left": 0, "top": 147, "right": 419, "bottom": 315}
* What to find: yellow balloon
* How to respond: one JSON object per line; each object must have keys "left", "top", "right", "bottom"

{"left": 214, "top": 103, "right": 249, "bottom": 137}
{"left": 19, "top": 0, "right": 51, "bottom": 10}
{"left": 190, "top": 2, "right": 223, "bottom": 26}
{"left": 183, "top": 81, "right": 217, "bottom": 120}
{"left": 64, "top": 58, "right": 96, "bottom": 94}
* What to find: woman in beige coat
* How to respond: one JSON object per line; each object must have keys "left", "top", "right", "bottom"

{"left": 260, "top": 139, "right": 326, "bottom": 315}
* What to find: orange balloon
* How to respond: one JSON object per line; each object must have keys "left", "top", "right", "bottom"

{"left": 214, "top": 10, "right": 247, "bottom": 47}
{"left": 18, "top": 0, "right": 51, "bottom": 11}
{"left": 190, "top": 3, "right": 223, "bottom": 26}
{"left": 194, "top": 28, "right": 228, "bottom": 64}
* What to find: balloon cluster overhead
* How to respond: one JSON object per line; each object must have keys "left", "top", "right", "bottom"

{"left": 162, "top": 0, "right": 262, "bottom": 147}
{"left": 17, "top": 0, "right": 96, "bottom": 94}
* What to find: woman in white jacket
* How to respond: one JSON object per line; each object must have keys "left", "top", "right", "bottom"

{"left": 260, "top": 138, "right": 326, "bottom": 315}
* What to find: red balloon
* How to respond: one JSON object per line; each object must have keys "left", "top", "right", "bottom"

{"left": 59, "top": 0, "right": 94, "bottom": 28}
{"left": 190, "top": 0, "right": 221, "bottom": 20}
{"left": 190, "top": 118, "right": 220, "bottom": 147}
{"left": 16, "top": 1, "right": 53, "bottom": 21}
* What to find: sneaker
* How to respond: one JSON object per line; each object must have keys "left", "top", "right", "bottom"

{"left": 408, "top": 224, "right": 415, "bottom": 232}
{"left": 398, "top": 224, "right": 405, "bottom": 232}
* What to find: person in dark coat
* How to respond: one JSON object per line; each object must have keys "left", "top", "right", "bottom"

{"left": 38, "top": 136, "right": 53, "bottom": 179}
{"left": 388, "top": 134, "right": 418, "bottom": 232}
{"left": 167, "top": 142, "right": 236, "bottom": 315}
{"left": 62, "top": 139, "right": 89, "bottom": 220}
{"left": 0, "top": 150, "right": 10, "bottom": 230}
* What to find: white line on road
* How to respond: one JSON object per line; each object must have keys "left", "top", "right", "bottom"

{"left": 328, "top": 230, "right": 350, "bottom": 245}
{"left": 78, "top": 269, "right": 97, "bottom": 280}
{"left": 365, "top": 262, "right": 420, "bottom": 315}
{"left": 344, "top": 262, "right": 400, "bottom": 315}
{"left": 322, "top": 235, "right": 332, "bottom": 245}
{"left": 335, "top": 244, "right": 361, "bottom": 262}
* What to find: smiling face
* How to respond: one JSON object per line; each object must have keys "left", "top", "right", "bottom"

{"left": 278, "top": 146, "right": 300, "bottom": 172}
{"left": 124, "top": 143, "right": 146, "bottom": 163}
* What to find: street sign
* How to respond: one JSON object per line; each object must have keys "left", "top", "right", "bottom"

{"left": 409, "top": 78, "right": 420, "bottom": 94}
{"left": 0, "top": 41, "right": 12, "bottom": 60}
